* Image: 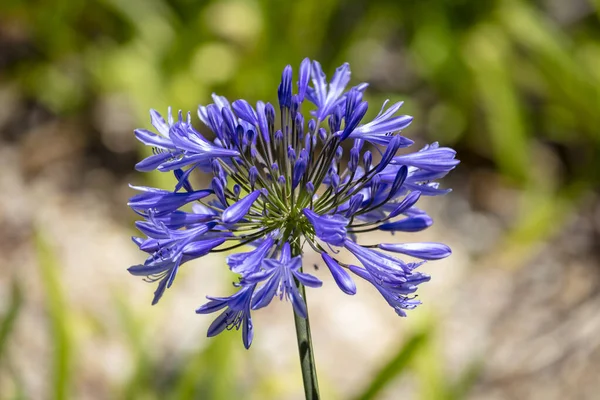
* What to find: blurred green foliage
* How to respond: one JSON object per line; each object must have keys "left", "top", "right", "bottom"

{"left": 35, "top": 232, "right": 73, "bottom": 400}
{"left": 2, "top": 0, "right": 599, "bottom": 185}
{"left": 1, "top": 0, "right": 599, "bottom": 399}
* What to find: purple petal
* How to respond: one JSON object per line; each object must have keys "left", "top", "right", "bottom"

{"left": 389, "top": 191, "right": 422, "bottom": 218}
{"left": 341, "top": 101, "right": 368, "bottom": 141}
{"left": 134, "top": 129, "right": 174, "bottom": 149}
{"left": 379, "top": 215, "right": 433, "bottom": 232}
{"left": 232, "top": 99, "right": 258, "bottom": 125}
{"left": 297, "top": 58, "right": 311, "bottom": 102}
{"left": 379, "top": 242, "right": 451, "bottom": 260}
{"left": 242, "top": 314, "right": 253, "bottom": 349}
{"left": 151, "top": 277, "right": 169, "bottom": 305}
{"left": 256, "top": 101, "right": 270, "bottom": 143}
{"left": 128, "top": 260, "right": 170, "bottom": 276}
{"left": 356, "top": 115, "right": 414, "bottom": 135}
{"left": 289, "top": 285, "right": 307, "bottom": 319}
{"left": 392, "top": 146, "right": 459, "bottom": 172}
{"left": 173, "top": 165, "right": 197, "bottom": 192}
{"left": 280, "top": 242, "right": 292, "bottom": 264}
{"left": 150, "top": 109, "right": 169, "bottom": 136}
{"left": 128, "top": 188, "right": 213, "bottom": 215}
{"left": 227, "top": 236, "right": 274, "bottom": 274}
{"left": 134, "top": 220, "right": 168, "bottom": 238}
{"left": 206, "top": 310, "right": 229, "bottom": 337}
{"left": 222, "top": 190, "right": 261, "bottom": 224}
{"left": 293, "top": 271, "right": 323, "bottom": 288}
{"left": 322, "top": 253, "right": 356, "bottom": 295}
{"left": 251, "top": 271, "right": 281, "bottom": 310}
{"left": 135, "top": 152, "right": 173, "bottom": 172}
{"left": 404, "top": 182, "right": 452, "bottom": 196}
{"left": 310, "top": 60, "right": 327, "bottom": 108}
{"left": 195, "top": 298, "right": 228, "bottom": 314}
{"left": 323, "top": 63, "right": 351, "bottom": 112}
{"left": 303, "top": 208, "right": 348, "bottom": 246}
{"left": 182, "top": 238, "right": 226, "bottom": 257}
{"left": 348, "top": 264, "right": 370, "bottom": 280}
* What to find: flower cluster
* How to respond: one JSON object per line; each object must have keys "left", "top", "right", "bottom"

{"left": 128, "top": 58, "right": 458, "bottom": 348}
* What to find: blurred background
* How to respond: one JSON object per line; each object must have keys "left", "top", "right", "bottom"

{"left": 1, "top": 0, "right": 600, "bottom": 399}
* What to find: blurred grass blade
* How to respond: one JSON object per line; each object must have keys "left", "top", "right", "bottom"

{"left": 0, "top": 280, "right": 23, "bottom": 363}
{"left": 115, "top": 291, "right": 240, "bottom": 400}
{"left": 353, "top": 330, "right": 429, "bottom": 400}
{"left": 485, "top": 184, "right": 582, "bottom": 271}
{"left": 447, "top": 360, "right": 483, "bottom": 400}
{"left": 113, "top": 294, "right": 154, "bottom": 400}
{"left": 498, "top": 1, "right": 600, "bottom": 142}
{"left": 464, "top": 24, "right": 530, "bottom": 183}
{"left": 173, "top": 346, "right": 207, "bottom": 400}
{"left": 594, "top": 0, "right": 600, "bottom": 16}
{"left": 173, "top": 320, "right": 238, "bottom": 400}
{"left": 35, "top": 231, "right": 72, "bottom": 400}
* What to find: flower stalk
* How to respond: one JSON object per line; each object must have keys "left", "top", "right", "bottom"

{"left": 293, "top": 281, "right": 320, "bottom": 400}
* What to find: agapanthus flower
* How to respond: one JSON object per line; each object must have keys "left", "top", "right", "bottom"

{"left": 128, "top": 58, "right": 458, "bottom": 349}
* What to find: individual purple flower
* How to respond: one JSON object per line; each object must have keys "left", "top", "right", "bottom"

{"left": 244, "top": 243, "right": 322, "bottom": 318}
{"left": 128, "top": 186, "right": 212, "bottom": 216}
{"left": 196, "top": 284, "right": 256, "bottom": 349}
{"left": 133, "top": 109, "right": 239, "bottom": 174}
{"left": 349, "top": 265, "right": 428, "bottom": 317}
{"left": 129, "top": 219, "right": 221, "bottom": 305}
{"left": 348, "top": 100, "right": 414, "bottom": 146}
{"left": 158, "top": 120, "right": 240, "bottom": 171}
{"left": 307, "top": 61, "right": 351, "bottom": 120}
{"left": 391, "top": 142, "right": 459, "bottom": 171}
{"left": 128, "top": 57, "right": 457, "bottom": 350}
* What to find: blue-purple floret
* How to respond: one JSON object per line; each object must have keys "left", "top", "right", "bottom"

{"left": 128, "top": 57, "right": 458, "bottom": 348}
{"left": 244, "top": 243, "right": 322, "bottom": 319}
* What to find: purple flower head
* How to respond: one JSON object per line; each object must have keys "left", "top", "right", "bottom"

{"left": 128, "top": 58, "right": 457, "bottom": 348}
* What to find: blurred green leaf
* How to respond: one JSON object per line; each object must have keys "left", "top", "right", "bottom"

{"left": 446, "top": 360, "right": 483, "bottom": 400}
{"left": 174, "top": 333, "right": 239, "bottom": 400}
{"left": 499, "top": 183, "right": 583, "bottom": 269}
{"left": 35, "top": 232, "right": 72, "bottom": 400}
{"left": 0, "top": 280, "right": 23, "bottom": 363}
{"left": 114, "top": 295, "right": 155, "bottom": 400}
{"left": 498, "top": 1, "right": 600, "bottom": 142}
{"left": 414, "top": 324, "right": 445, "bottom": 400}
{"left": 353, "top": 330, "right": 429, "bottom": 400}
{"left": 464, "top": 24, "right": 530, "bottom": 183}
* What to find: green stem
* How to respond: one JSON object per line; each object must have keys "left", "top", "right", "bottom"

{"left": 293, "top": 282, "right": 320, "bottom": 400}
